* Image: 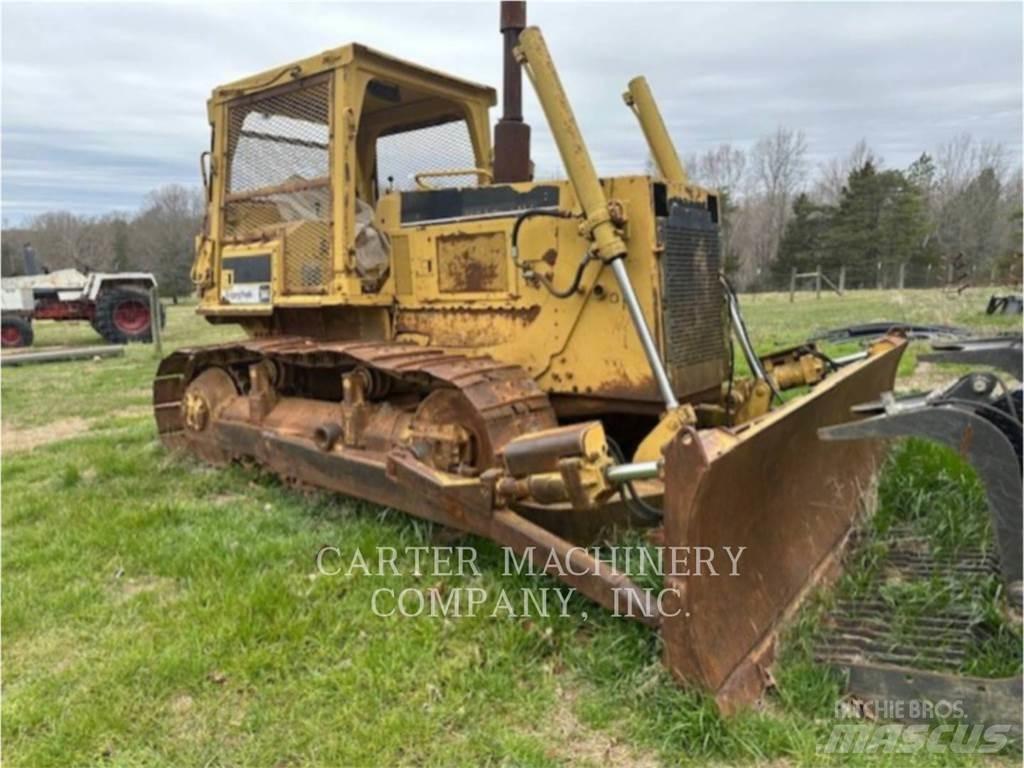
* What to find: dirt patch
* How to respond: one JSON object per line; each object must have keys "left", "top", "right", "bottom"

{"left": 110, "top": 574, "right": 177, "bottom": 604}
{"left": 117, "top": 409, "right": 153, "bottom": 421}
{"left": 545, "top": 682, "right": 661, "bottom": 768}
{"left": 111, "top": 405, "right": 152, "bottom": 421}
{"left": 170, "top": 693, "right": 195, "bottom": 716}
{"left": 165, "top": 687, "right": 251, "bottom": 747}
{"left": 210, "top": 493, "right": 248, "bottom": 507}
{"left": 5, "top": 627, "right": 83, "bottom": 676}
{"left": 898, "top": 361, "right": 950, "bottom": 395}
{"left": 1, "top": 417, "right": 91, "bottom": 455}
{"left": 2, "top": 406, "right": 153, "bottom": 456}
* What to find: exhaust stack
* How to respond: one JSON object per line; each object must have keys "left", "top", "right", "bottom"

{"left": 493, "top": 1, "right": 531, "bottom": 182}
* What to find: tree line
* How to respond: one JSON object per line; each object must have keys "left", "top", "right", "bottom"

{"left": 2, "top": 131, "right": 1020, "bottom": 296}
{"left": 684, "top": 131, "right": 1022, "bottom": 290}
{"left": 1, "top": 185, "right": 204, "bottom": 299}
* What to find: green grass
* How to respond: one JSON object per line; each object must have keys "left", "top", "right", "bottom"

{"left": 2, "top": 290, "right": 1021, "bottom": 766}
{"left": 741, "top": 287, "right": 1022, "bottom": 382}
{"left": 2, "top": 304, "right": 242, "bottom": 431}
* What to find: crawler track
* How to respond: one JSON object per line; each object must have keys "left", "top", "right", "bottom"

{"left": 153, "top": 336, "right": 556, "bottom": 462}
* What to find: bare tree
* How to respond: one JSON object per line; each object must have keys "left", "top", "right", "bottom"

{"left": 683, "top": 144, "right": 749, "bottom": 278}
{"left": 815, "top": 139, "right": 880, "bottom": 205}
{"left": 933, "top": 134, "right": 1013, "bottom": 269}
{"left": 131, "top": 185, "right": 205, "bottom": 299}
{"left": 936, "top": 133, "right": 1010, "bottom": 198}
{"left": 15, "top": 211, "right": 135, "bottom": 273}
{"left": 25, "top": 211, "right": 87, "bottom": 270}
{"left": 745, "top": 127, "right": 807, "bottom": 279}
{"left": 726, "top": 197, "right": 773, "bottom": 286}
{"left": 688, "top": 144, "right": 747, "bottom": 195}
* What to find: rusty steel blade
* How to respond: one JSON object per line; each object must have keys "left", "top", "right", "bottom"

{"left": 660, "top": 339, "right": 906, "bottom": 711}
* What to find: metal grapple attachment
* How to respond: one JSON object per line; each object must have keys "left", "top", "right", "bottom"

{"left": 817, "top": 336, "right": 1023, "bottom": 732}
{"left": 919, "top": 335, "right": 1023, "bottom": 379}
{"left": 820, "top": 370, "right": 1023, "bottom": 603}
{"left": 814, "top": 526, "right": 1023, "bottom": 737}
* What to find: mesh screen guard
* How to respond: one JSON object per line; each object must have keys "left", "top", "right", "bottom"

{"left": 376, "top": 120, "right": 477, "bottom": 192}
{"left": 225, "top": 76, "right": 332, "bottom": 294}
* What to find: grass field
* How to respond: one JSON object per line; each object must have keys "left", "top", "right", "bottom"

{"left": 2, "top": 288, "right": 1020, "bottom": 766}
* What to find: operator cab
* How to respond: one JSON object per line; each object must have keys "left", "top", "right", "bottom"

{"left": 207, "top": 44, "right": 495, "bottom": 301}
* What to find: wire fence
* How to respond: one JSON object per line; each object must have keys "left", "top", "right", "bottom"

{"left": 737, "top": 261, "right": 1022, "bottom": 297}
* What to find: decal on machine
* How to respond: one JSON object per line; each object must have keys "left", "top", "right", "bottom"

{"left": 222, "top": 283, "right": 271, "bottom": 305}
{"left": 221, "top": 252, "right": 272, "bottom": 305}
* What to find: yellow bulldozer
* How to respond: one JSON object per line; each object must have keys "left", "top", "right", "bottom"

{"left": 154, "top": 3, "right": 909, "bottom": 710}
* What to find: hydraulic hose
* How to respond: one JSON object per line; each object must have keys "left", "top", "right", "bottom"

{"left": 511, "top": 208, "right": 595, "bottom": 299}
{"left": 720, "top": 273, "right": 783, "bottom": 403}
{"left": 607, "top": 437, "right": 663, "bottom": 520}
{"left": 510, "top": 208, "right": 571, "bottom": 259}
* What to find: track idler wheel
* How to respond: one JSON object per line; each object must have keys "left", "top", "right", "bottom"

{"left": 181, "top": 368, "right": 239, "bottom": 464}
{"left": 406, "top": 389, "right": 493, "bottom": 475}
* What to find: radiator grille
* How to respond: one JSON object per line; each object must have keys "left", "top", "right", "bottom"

{"left": 661, "top": 203, "right": 726, "bottom": 394}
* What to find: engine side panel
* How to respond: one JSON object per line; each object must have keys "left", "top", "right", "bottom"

{"left": 383, "top": 176, "right": 726, "bottom": 407}
{"left": 201, "top": 176, "right": 727, "bottom": 409}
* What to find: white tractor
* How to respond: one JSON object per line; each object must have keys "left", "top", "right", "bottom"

{"left": 1, "top": 268, "right": 165, "bottom": 348}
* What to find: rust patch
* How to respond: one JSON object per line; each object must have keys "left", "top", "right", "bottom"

{"left": 958, "top": 423, "right": 974, "bottom": 457}
{"left": 463, "top": 258, "right": 501, "bottom": 292}
{"left": 395, "top": 305, "right": 541, "bottom": 347}
{"left": 437, "top": 232, "right": 508, "bottom": 293}
{"left": 542, "top": 248, "right": 558, "bottom": 266}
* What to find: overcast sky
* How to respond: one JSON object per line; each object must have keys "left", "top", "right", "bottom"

{"left": 2, "top": 1, "right": 1021, "bottom": 224}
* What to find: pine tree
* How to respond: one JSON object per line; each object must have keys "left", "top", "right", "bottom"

{"left": 774, "top": 193, "right": 832, "bottom": 280}
{"left": 822, "top": 161, "right": 935, "bottom": 287}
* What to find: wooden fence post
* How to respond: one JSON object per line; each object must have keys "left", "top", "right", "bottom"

{"left": 898, "top": 263, "right": 906, "bottom": 291}
{"left": 815, "top": 265, "right": 822, "bottom": 299}
{"left": 838, "top": 265, "right": 846, "bottom": 294}
{"left": 876, "top": 262, "right": 883, "bottom": 290}
{"left": 150, "top": 287, "right": 163, "bottom": 360}
{"left": 789, "top": 267, "right": 797, "bottom": 303}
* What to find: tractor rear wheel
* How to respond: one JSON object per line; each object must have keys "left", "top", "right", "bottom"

{"left": 1, "top": 316, "right": 33, "bottom": 348}
{"left": 94, "top": 287, "right": 165, "bottom": 344}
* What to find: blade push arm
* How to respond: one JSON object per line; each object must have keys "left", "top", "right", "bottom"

{"left": 623, "top": 76, "right": 687, "bottom": 185}
{"left": 514, "top": 27, "right": 626, "bottom": 262}
{"left": 514, "top": 27, "right": 679, "bottom": 410}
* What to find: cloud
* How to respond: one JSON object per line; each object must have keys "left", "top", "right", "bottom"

{"left": 2, "top": 2, "right": 1021, "bottom": 223}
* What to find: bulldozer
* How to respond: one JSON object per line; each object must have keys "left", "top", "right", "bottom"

{"left": 154, "top": 3, "right": 910, "bottom": 710}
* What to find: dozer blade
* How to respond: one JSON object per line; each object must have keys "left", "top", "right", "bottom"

{"left": 659, "top": 338, "right": 906, "bottom": 711}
